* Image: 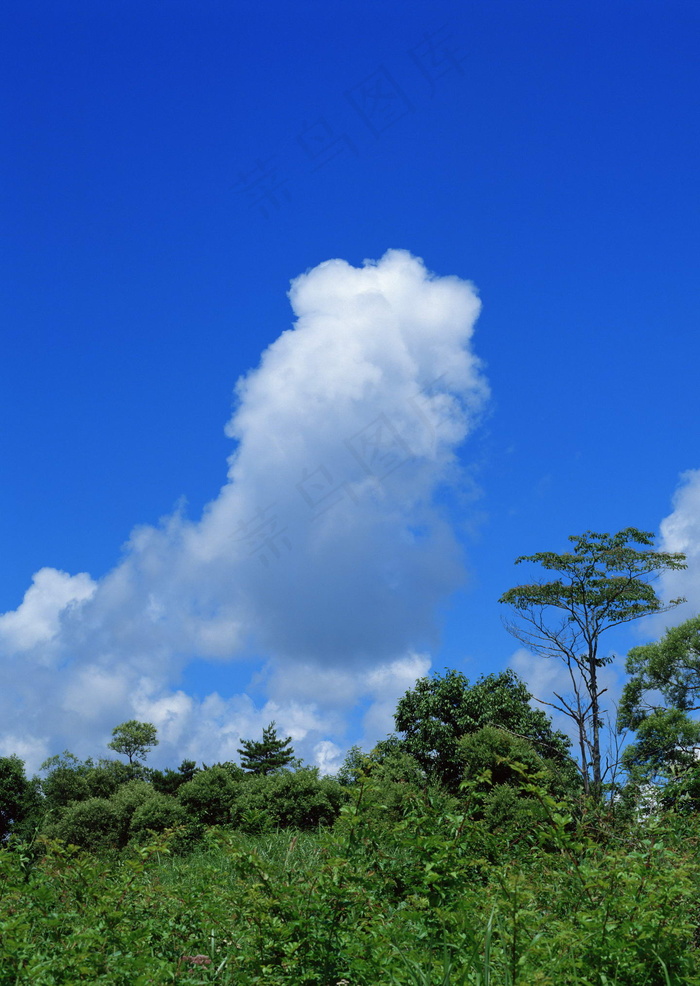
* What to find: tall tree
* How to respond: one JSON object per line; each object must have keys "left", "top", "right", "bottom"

{"left": 499, "top": 528, "right": 686, "bottom": 799}
{"left": 108, "top": 720, "right": 158, "bottom": 765}
{"left": 393, "top": 668, "right": 574, "bottom": 792}
{"left": 237, "top": 722, "right": 295, "bottom": 775}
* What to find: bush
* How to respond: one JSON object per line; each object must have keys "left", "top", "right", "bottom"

{"left": 51, "top": 797, "right": 123, "bottom": 852}
{"left": 111, "top": 778, "right": 157, "bottom": 816}
{"left": 394, "top": 669, "right": 573, "bottom": 791}
{"left": 129, "top": 793, "right": 188, "bottom": 843}
{"left": 150, "top": 759, "right": 200, "bottom": 796}
{"left": 230, "top": 769, "right": 348, "bottom": 833}
{"left": 6, "top": 785, "right": 700, "bottom": 983}
{"left": 178, "top": 766, "right": 237, "bottom": 826}
{"left": 460, "top": 725, "right": 579, "bottom": 797}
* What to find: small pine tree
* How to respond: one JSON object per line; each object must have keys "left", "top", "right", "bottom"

{"left": 237, "top": 722, "right": 295, "bottom": 775}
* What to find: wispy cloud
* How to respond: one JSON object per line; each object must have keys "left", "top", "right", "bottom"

{"left": 0, "top": 250, "right": 487, "bottom": 772}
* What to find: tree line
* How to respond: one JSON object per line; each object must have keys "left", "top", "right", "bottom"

{"left": 2, "top": 526, "right": 699, "bottom": 853}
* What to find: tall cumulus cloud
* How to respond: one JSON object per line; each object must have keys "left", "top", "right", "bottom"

{"left": 0, "top": 250, "right": 488, "bottom": 771}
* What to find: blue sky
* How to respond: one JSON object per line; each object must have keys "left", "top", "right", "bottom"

{"left": 2, "top": 0, "right": 699, "bottom": 773}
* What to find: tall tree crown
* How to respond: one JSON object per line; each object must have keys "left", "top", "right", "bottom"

{"left": 500, "top": 528, "right": 686, "bottom": 633}
{"left": 107, "top": 720, "right": 158, "bottom": 765}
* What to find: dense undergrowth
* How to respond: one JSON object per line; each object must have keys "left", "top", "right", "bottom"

{"left": 2, "top": 778, "right": 700, "bottom": 985}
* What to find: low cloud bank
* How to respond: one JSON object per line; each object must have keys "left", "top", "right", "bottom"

{"left": 0, "top": 251, "right": 487, "bottom": 772}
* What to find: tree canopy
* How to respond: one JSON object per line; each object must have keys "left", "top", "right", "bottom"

{"left": 618, "top": 617, "right": 700, "bottom": 791}
{"left": 108, "top": 721, "right": 159, "bottom": 765}
{"left": 619, "top": 616, "right": 700, "bottom": 728}
{"left": 393, "top": 668, "right": 573, "bottom": 791}
{"left": 0, "top": 755, "right": 40, "bottom": 842}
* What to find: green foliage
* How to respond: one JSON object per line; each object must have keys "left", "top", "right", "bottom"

{"left": 394, "top": 668, "right": 572, "bottom": 791}
{"left": 150, "top": 759, "right": 199, "bottom": 796}
{"left": 230, "top": 768, "right": 348, "bottom": 833}
{"left": 622, "top": 707, "right": 700, "bottom": 783}
{"left": 129, "top": 793, "right": 188, "bottom": 843}
{"left": 107, "top": 719, "right": 159, "bottom": 765}
{"left": 0, "top": 756, "right": 41, "bottom": 843}
{"left": 477, "top": 781, "right": 551, "bottom": 848}
{"left": 500, "top": 528, "right": 686, "bottom": 799}
{"left": 39, "top": 752, "right": 151, "bottom": 847}
{"left": 212, "top": 760, "right": 246, "bottom": 781}
{"left": 370, "top": 737, "right": 428, "bottom": 784}
{"left": 110, "top": 779, "right": 158, "bottom": 822}
{"left": 460, "top": 725, "right": 578, "bottom": 797}
{"left": 86, "top": 758, "right": 144, "bottom": 797}
{"left": 40, "top": 776, "right": 189, "bottom": 854}
{"left": 50, "top": 797, "right": 124, "bottom": 852}
{"left": 237, "top": 721, "right": 295, "bottom": 775}
{"left": 3, "top": 788, "right": 700, "bottom": 984}
{"left": 335, "top": 741, "right": 431, "bottom": 827}
{"left": 40, "top": 751, "right": 92, "bottom": 809}
{"left": 178, "top": 766, "right": 237, "bottom": 826}
{"left": 500, "top": 528, "right": 686, "bottom": 623}
{"left": 39, "top": 751, "right": 86, "bottom": 774}
{"left": 336, "top": 744, "right": 372, "bottom": 785}
{"left": 460, "top": 726, "right": 546, "bottom": 786}
{"left": 620, "top": 615, "right": 700, "bottom": 729}
{"left": 338, "top": 739, "right": 426, "bottom": 788}
{"left": 8, "top": 622, "right": 700, "bottom": 982}
{"left": 618, "top": 617, "right": 700, "bottom": 799}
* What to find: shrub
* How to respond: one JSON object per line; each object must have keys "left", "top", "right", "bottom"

{"left": 150, "top": 759, "right": 200, "bottom": 796}
{"left": 178, "top": 766, "right": 237, "bottom": 826}
{"left": 460, "top": 725, "right": 580, "bottom": 798}
{"left": 52, "top": 797, "right": 123, "bottom": 852}
{"left": 111, "top": 779, "right": 157, "bottom": 816}
{"left": 230, "top": 768, "right": 348, "bottom": 833}
{"left": 129, "top": 793, "right": 188, "bottom": 842}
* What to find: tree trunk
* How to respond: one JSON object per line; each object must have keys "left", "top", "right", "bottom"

{"left": 589, "top": 654, "right": 602, "bottom": 799}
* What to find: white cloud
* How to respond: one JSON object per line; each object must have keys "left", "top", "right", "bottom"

{"left": 0, "top": 734, "right": 50, "bottom": 768}
{"left": 0, "top": 568, "right": 96, "bottom": 653}
{"left": 0, "top": 251, "right": 487, "bottom": 773}
{"left": 658, "top": 468, "right": 700, "bottom": 622}
{"left": 313, "top": 741, "right": 343, "bottom": 775}
{"left": 360, "top": 652, "right": 433, "bottom": 744}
